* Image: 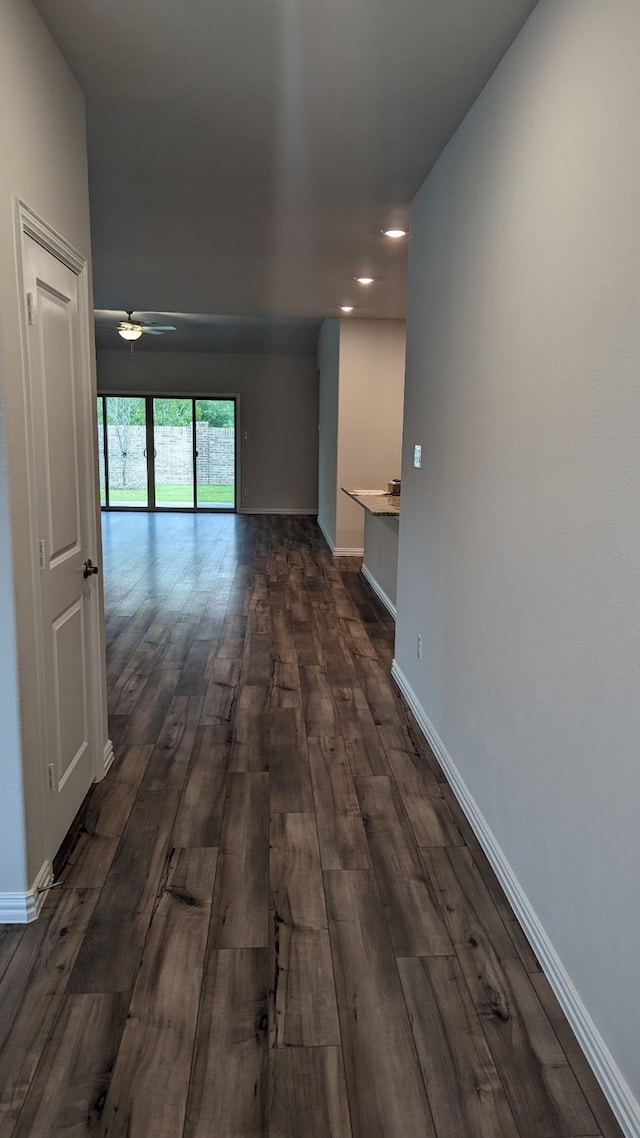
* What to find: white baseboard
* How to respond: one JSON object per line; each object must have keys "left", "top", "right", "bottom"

{"left": 102, "top": 739, "right": 115, "bottom": 779}
{"left": 361, "top": 564, "right": 397, "bottom": 620}
{"left": 240, "top": 507, "right": 317, "bottom": 515}
{"left": 0, "top": 859, "right": 53, "bottom": 924}
{"left": 391, "top": 659, "right": 640, "bottom": 1138}
{"left": 316, "top": 516, "right": 363, "bottom": 557}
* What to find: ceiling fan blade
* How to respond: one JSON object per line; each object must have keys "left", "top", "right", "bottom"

{"left": 142, "top": 325, "right": 176, "bottom": 334}
{"left": 141, "top": 327, "right": 167, "bottom": 335}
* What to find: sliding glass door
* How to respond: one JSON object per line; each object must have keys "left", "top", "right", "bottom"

{"left": 195, "top": 399, "right": 235, "bottom": 508}
{"left": 153, "top": 398, "right": 195, "bottom": 508}
{"left": 97, "top": 395, "right": 236, "bottom": 511}
{"left": 97, "top": 398, "right": 107, "bottom": 507}
{"left": 105, "top": 396, "right": 148, "bottom": 507}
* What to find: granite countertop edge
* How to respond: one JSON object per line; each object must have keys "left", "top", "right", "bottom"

{"left": 341, "top": 487, "right": 401, "bottom": 517}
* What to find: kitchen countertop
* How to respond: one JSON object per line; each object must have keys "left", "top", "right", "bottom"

{"left": 342, "top": 488, "right": 400, "bottom": 517}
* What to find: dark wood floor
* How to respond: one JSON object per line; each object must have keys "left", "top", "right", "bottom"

{"left": 0, "top": 513, "right": 624, "bottom": 1138}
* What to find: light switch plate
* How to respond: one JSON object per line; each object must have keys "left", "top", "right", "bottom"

{"left": 413, "top": 444, "right": 422, "bottom": 469}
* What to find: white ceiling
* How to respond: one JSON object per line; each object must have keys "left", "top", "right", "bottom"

{"left": 35, "top": 0, "right": 537, "bottom": 344}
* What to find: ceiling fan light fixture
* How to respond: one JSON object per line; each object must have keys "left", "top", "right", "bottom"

{"left": 118, "top": 325, "right": 143, "bottom": 341}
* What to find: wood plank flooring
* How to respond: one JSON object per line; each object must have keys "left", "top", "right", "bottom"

{"left": 0, "top": 512, "right": 625, "bottom": 1138}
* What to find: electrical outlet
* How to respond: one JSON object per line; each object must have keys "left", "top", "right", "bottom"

{"left": 413, "top": 444, "right": 422, "bottom": 469}
{"left": 416, "top": 634, "right": 423, "bottom": 660}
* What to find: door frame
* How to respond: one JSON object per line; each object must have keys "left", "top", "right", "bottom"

{"left": 98, "top": 391, "right": 241, "bottom": 512}
{"left": 14, "top": 199, "right": 109, "bottom": 875}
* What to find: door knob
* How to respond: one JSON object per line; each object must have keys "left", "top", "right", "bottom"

{"left": 83, "top": 558, "right": 99, "bottom": 579}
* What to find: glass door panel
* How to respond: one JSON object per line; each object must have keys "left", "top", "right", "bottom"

{"left": 96, "top": 397, "right": 107, "bottom": 506}
{"left": 195, "top": 399, "right": 235, "bottom": 509}
{"left": 99, "top": 394, "right": 236, "bottom": 512}
{"left": 153, "top": 398, "right": 194, "bottom": 508}
{"left": 105, "top": 396, "right": 148, "bottom": 507}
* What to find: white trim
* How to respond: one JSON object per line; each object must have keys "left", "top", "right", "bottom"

{"left": 13, "top": 200, "right": 53, "bottom": 868}
{"left": 101, "top": 739, "right": 115, "bottom": 779}
{"left": 0, "top": 860, "right": 52, "bottom": 924}
{"left": 390, "top": 660, "right": 640, "bottom": 1138}
{"left": 240, "top": 507, "right": 317, "bottom": 515}
{"left": 361, "top": 564, "right": 397, "bottom": 620}
{"left": 17, "top": 201, "right": 84, "bottom": 274}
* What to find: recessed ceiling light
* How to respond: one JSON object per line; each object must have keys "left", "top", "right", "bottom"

{"left": 382, "top": 227, "right": 408, "bottom": 239}
{"left": 355, "top": 276, "right": 375, "bottom": 285}
{"left": 339, "top": 305, "right": 354, "bottom": 313}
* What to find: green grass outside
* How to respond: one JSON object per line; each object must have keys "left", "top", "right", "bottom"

{"left": 106, "top": 483, "right": 234, "bottom": 505}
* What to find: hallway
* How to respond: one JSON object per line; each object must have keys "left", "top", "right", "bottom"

{"left": 0, "top": 513, "right": 624, "bottom": 1137}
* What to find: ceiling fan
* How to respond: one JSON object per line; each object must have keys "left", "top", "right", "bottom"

{"left": 115, "top": 311, "right": 176, "bottom": 342}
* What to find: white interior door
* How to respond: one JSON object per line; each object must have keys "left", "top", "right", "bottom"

{"left": 24, "top": 231, "right": 99, "bottom": 857}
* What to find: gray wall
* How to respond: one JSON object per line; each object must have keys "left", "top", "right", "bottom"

{"left": 317, "top": 317, "right": 406, "bottom": 552}
{"left": 0, "top": 0, "right": 96, "bottom": 891}
{"left": 396, "top": 0, "right": 640, "bottom": 1118}
{"left": 336, "top": 319, "right": 405, "bottom": 551}
{"left": 97, "top": 350, "right": 319, "bottom": 513}
{"left": 363, "top": 514, "right": 399, "bottom": 614}
{"left": 317, "top": 319, "right": 340, "bottom": 545}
